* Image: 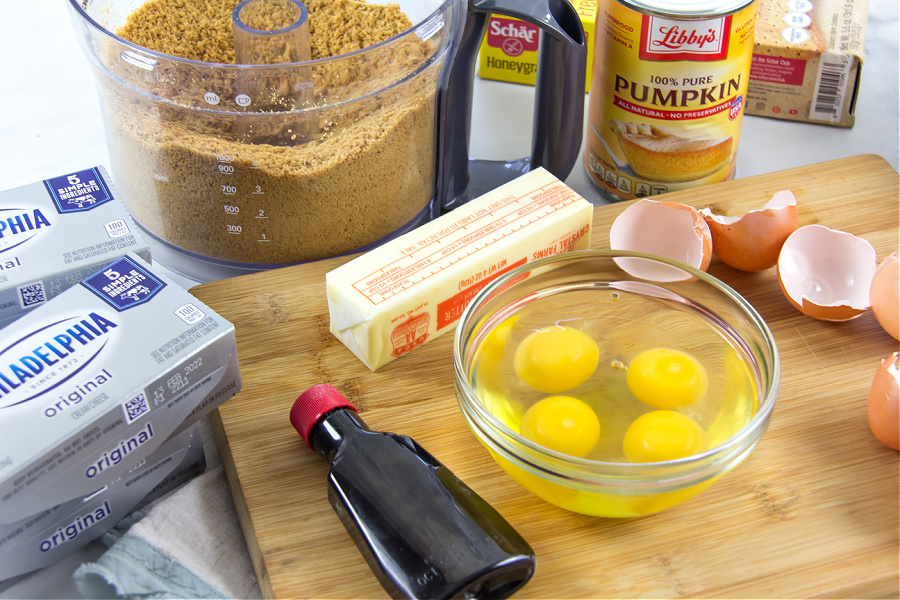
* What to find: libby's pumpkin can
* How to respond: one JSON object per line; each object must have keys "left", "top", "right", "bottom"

{"left": 584, "top": 0, "right": 759, "bottom": 201}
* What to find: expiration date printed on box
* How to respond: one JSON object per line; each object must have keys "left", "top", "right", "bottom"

{"left": 351, "top": 182, "right": 582, "bottom": 304}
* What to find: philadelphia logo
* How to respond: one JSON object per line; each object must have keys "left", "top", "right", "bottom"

{"left": 0, "top": 207, "right": 51, "bottom": 254}
{"left": 0, "top": 312, "right": 118, "bottom": 409}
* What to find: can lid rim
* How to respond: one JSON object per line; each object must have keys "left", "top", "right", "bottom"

{"left": 615, "top": 0, "right": 756, "bottom": 18}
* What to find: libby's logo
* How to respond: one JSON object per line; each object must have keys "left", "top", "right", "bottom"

{"left": 639, "top": 15, "right": 730, "bottom": 61}
{"left": 487, "top": 17, "right": 540, "bottom": 56}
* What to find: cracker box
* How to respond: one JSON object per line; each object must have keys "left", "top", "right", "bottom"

{"left": 477, "top": 0, "right": 597, "bottom": 92}
{"left": 0, "top": 253, "right": 240, "bottom": 522}
{"left": 0, "top": 424, "right": 206, "bottom": 581}
{"left": 746, "top": 0, "right": 867, "bottom": 127}
{"left": 0, "top": 166, "right": 150, "bottom": 329}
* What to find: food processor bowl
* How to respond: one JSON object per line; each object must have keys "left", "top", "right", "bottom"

{"left": 68, "top": 0, "right": 457, "bottom": 281}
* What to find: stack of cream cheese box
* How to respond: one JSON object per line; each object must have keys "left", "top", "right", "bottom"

{"left": 0, "top": 168, "right": 242, "bottom": 581}
{"left": 0, "top": 166, "right": 150, "bottom": 329}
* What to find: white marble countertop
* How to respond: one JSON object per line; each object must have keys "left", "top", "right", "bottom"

{"left": 0, "top": 0, "right": 897, "bottom": 597}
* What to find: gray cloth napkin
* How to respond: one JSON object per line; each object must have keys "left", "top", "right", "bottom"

{"left": 74, "top": 460, "right": 261, "bottom": 598}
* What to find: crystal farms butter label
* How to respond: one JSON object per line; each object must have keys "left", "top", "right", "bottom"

{"left": 585, "top": 0, "right": 758, "bottom": 200}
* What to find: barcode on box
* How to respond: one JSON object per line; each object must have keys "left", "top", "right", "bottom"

{"left": 810, "top": 53, "right": 851, "bottom": 123}
{"left": 123, "top": 393, "right": 150, "bottom": 424}
{"left": 18, "top": 282, "right": 46, "bottom": 308}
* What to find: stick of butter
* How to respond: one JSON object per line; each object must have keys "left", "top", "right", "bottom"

{"left": 326, "top": 168, "right": 594, "bottom": 371}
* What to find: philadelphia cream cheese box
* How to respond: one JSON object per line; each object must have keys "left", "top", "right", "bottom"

{"left": 0, "top": 166, "right": 150, "bottom": 329}
{"left": 0, "top": 424, "right": 206, "bottom": 581}
{"left": 0, "top": 253, "right": 240, "bottom": 522}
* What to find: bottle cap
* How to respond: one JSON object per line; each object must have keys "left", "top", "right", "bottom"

{"left": 290, "top": 384, "right": 357, "bottom": 449}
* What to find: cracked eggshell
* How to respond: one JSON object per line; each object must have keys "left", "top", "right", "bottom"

{"left": 700, "top": 190, "right": 799, "bottom": 272}
{"left": 870, "top": 250, "right": 899, "bottom": 340}
{"left": 868, "top": 352, "right": 899, "bottom": 450}
{"left": 609, "top": 199, "right": 712, "bottom": 282}
{"left": 777, "top": 224, "right": 877, "bottom": 321}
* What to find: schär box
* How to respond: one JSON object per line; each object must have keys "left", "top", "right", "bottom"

{"left": 477, "top": 0, "right": 597, "bottom": 92}
{"left": 746, "top": 0, "right": 867, "bottom": 127}
{"left": 0, "top": 253, "right": 240, "bottom": 522}
{"left": 0, "top": 166, "right": 150, "bottom": 329}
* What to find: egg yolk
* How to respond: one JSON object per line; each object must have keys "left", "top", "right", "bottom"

{"left": 626, "top": 348, "right": 708, "bottom": 409}
{"left": 513, "top": 326, "right": 599, "bottom": 393}
{"left": 622, "top": 410, "right": 708, "bottom": 462}
{"left": 520, "top": 396, "right": 601, "bottom": 458}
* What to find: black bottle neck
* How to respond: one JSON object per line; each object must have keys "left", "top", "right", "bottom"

{"left": 310, "top": 408, "right": 369, "bottom": 464}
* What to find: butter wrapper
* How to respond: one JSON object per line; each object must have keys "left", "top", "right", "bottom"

{"left": 0, "top": 166, "right": 150, "bottom": 329}
{"left": 0, "top": 254, "right": 240, "bottom": 522}
{"left": 327, "top": 168, "right": 593, "bottom": 371}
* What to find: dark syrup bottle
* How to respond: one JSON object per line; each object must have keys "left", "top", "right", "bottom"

{"left": 290, "top": 384, "right": 536, "bottom": 600}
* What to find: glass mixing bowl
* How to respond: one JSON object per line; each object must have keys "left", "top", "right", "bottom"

{"left": 453, "top": 250, "right": 779, "bottom": 517}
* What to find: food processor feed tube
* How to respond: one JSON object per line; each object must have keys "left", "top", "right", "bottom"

{"left": 232, "top": 0, "right": 313, "bottom": 140}
{"left": 232, "top": 0, "right": 311, "bottom": 65}
{"left": 291, "top": 384, "right": 536, "bottom": 600}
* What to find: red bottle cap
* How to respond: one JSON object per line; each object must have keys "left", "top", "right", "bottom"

{"left": 290, "top": 384, "right": 357, "bottom": 449}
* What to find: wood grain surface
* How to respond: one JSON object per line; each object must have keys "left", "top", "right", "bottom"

{"left": 192, "top": 154, "right": 900, "bottom": 599}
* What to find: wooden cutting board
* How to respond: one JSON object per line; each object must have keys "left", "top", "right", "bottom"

{"left": 192, "top": 154, "right": 899, "bottom": 599}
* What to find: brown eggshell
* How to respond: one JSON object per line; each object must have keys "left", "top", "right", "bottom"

{"left": 700, "top": 190, "right": 799, "bottom": 271}
{"left": 777, "top": 225, "right": 877, "bottom": 321}
{"left": 610, "top": 199, "right": 712, "bottom": 282}
{"left": 868, "top": 353, "right": 899, "bottom": 450}
{"left": 870, "top": 250, "right": 899, "bottom": 340}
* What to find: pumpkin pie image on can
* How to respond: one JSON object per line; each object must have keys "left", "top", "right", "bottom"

{"left": 585, "top": 0, "right": 759, "bottom": 201}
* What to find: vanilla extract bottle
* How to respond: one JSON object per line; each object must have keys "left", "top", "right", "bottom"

{"left": 290, "top": 384, "right": 536, "bottom": 600}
